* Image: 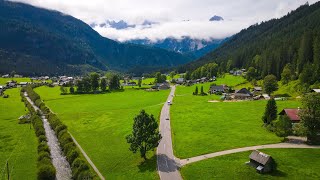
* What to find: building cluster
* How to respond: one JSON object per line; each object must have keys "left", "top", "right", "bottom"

{"left": 174, "top": 76, "right": 216, "bottom": 86}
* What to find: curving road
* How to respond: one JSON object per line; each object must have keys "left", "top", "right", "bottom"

{"left": 157, "top": 86, "right": 182, "bottom": 180}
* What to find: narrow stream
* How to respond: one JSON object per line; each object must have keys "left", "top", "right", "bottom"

{"left": 25, "top": 93, "right": 72, "bottom": 180}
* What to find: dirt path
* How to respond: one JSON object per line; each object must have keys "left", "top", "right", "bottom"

{"left": 157, "top": 86, "right": 182, "bottom": 180}
{"left": 179, "top": 142, "right": 320, "bottom": 166}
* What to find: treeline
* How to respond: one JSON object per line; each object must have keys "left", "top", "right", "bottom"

{"left": 22, "top": 85, "right": 95, "bottom": 179}
{"left": 61, "top": 72, "right": 121, "bottom": 95}
{"left": 180, "top": 2, "right": 320, "bottom": 87}
{"left": 20, "top": 89, "right": 56, "bottom": 179}
{"left": 184, "top": 63, "right": 218, "bottom": 80}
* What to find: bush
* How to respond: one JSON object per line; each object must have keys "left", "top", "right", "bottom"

{"left": 67, "top": 150, "right": 79, "bottom": 165}
{"left": 63, "top": 142, "right": 76, "bottom": 155}
{"left": 38, "top": 142, "right": 50, "bottom": 153}
{"left": 38, "top": 151, "right": 51, "bottom": 161}
{"left": 55, "top": 124, "right": 67, "bottom": 135}
{"left": 37, "top": 164, "right": 56, "bottom": 180}
{"left": 38, "top": 135, "right": 47, "bottom": 143}
{"left": 59, "top": 132, "right": 73, "bottom": 147}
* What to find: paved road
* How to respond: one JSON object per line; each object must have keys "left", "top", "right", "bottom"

{"left": 179, "top": 142, "right": 320, "bottom": 166}
{"left": 157, "top": 86, "right": 182, "bottom": 180}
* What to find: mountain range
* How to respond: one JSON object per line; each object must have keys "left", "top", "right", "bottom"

{"left": 0, "top": 1, "right": 192, "bottom": 76}
{"left": 126, "top": 37, "right": 226, "bottom": 59}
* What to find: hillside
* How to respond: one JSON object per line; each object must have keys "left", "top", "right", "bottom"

{"left": 181, "top": 2, "right": 320, "bottom": 81}
{"left": 0, "top": 1, "right": 192, "bottom": 75}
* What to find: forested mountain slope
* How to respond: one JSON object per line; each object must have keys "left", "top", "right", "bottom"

{"left": 0, "top": 0, "right": 191, "bottom": 75}
{"left": 180, "top": 2, "right": 320, "bottom": 83}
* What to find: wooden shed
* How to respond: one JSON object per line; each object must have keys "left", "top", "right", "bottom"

{"left": 247, "top": 150, "right": 275, "bottom": 173}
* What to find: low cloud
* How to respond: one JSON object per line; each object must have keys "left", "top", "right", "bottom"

{"left": 9, "top": 0, "right": 320, "bottom": 41}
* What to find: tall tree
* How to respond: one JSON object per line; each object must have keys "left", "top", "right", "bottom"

{"left": 263, "top": 74, "right": 278, "bottom": 95}
{"left": 262, "top": 98, "right": 277, "bottom": 125}
{"left": 246, "top": 67, "right": 257, "bottom": 81}
{"left": 274, "top": 115, "right": 292, "bottom": 139}
{"left": 169, "top": 71, "right": 176, "bottom": 80}
{"left": 82, "top": 77, "right": 91, "bottom": 93}
{"left": 185, "top": 71, "right": 191, "bottom": 80}
{"left": 90, "top": 72, "right": 100, "bottom": 91}
{"left": 100, "top": 78, "right": 107, "bottom": 91}
{"left": 300, "top": 93, "right": 320, "bottom": 144}
{"left": 109, "top": 74, "right": 120, "bottom": 90}
{"left": 154, "top": 72, "right": 166, "bottom": 83}
{"left": 281, "top": 63, "right": 293, "bottom": 85}
{"left": 297, "top": 31, "right": 313, "bottom": 73}
{"left": 126, "top": 110, "right": 162, "bottom": 160}
{"left": 138, "top": 78, "right": 142, "bottom": 88}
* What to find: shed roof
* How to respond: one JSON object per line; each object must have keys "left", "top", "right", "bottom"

{"left": 279, "top": 109, "right": 300, "bottom": 122}
{"left": 249, "top": 150, "right": 272, "bottom": 165}
{"left": 312, "top": 89, "right": 320, "bottom": 93}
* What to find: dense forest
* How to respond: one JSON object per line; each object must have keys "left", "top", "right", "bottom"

{"left": 0, "top": 1, "right": 191, "bottom": 76}
{"left": 179, "top": 2, "right": 320, "bottom": 87}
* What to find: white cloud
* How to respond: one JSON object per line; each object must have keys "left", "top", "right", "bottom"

{"left": 9, "top": 0, "right": 320, "bottom": 41}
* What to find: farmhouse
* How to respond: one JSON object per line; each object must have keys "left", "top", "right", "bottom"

{"left": 209, "top": 85, "right": 228, "bottom": 94}
{"left": 18, "top": 82, "right": 28, "bottom": 87}
{"left": 312, "top": 89, "right": 320, "bottom": 93}
{"left": 175, "top": 78, "right": 185, "bottom": 85}
{"left": 279, "top": 108, "right": 300, "bottom": 123}
{"left": 6, "top": 81, "right": 17, "bottom": 88}
{"left": 234, "top": 88, "right": 252, "bottom": 99}
{"left": 253, "top": 87, "right": 262, "bottom": 93}
{"left": 247, "top": 150, "right": 275, "bottom": 174}
{"left": 151, "top": 82, "right": 170, "bottom": 90}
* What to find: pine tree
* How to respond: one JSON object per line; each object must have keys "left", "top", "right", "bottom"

{"left": 194, "top": 86, "right": 198, "bottom": 95}
{"left": 262, "top": 98, "right": 277, "bottom": 125}
{"left": 281, "top": 64, "right": 293, "bottom": 85}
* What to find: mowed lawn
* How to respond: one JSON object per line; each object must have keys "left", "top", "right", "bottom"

{"left": 171, "top": 77, "right": 301, "bottom": 158}
{"left": 181, "top": 148, "right": 320, "bottom": 179}
{"left": 0, "top": 88, "right": 38, "bottom": 179}
{"left": 35, "top": 86, "right": 170, "bottom": 179}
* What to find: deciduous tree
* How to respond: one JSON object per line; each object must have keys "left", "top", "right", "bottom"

{"left": 126, "top": 110, "right": 162, "bottom": 160}
{"left": 262, "top": 98, "right": 277, "bottom": 125}
{"left": 263, "top": 74, "right": 278, "bottom": 95}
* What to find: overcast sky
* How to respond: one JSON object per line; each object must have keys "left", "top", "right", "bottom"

{"left": 10, "top": 0, "right": 319, "bottom": 41}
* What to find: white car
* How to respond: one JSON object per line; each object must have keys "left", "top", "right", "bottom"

{"left": 167, "top": 101, "right": 171, "bottom": 105}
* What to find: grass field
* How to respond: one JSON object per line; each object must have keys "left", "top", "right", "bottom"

{"left": 181, "top": 148, "right": 320, "bottom": 179}
{"left": 171, "top": 75, "right": 301, "bottom": 158}
{"left": 0, "top": 88, "right": 38, "bottom": 179}
{"left": 0, "top": 77, "right": 51, "bottom": 85}
{"left": 35, "top": 86, "right": 170, "bottom": 179}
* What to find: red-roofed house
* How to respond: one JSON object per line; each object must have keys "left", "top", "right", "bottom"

{"left": 279, "top": 108, "right": 300, "bottom": 123}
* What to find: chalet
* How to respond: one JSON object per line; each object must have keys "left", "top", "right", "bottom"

{"left": 247, "top": 150, "right": 275, "bottom": 174}
{"left": 18, "top": 82, "right": 28, "bottom": 87}
{"left": 234, "top": 88, "right": 252, "bottom": 99}
{"left": 127, "top": 82, "right": 137, "bottom": 86}
{"left": 253, "top": 87, "right": 262, "bottom": 92}
{"left": 6, "top": 81, "right": 17, "bottom": 88}
{"left": 209, "top": 85, "right": 228, "bottom": 94}
{"left": 200, "top": 77, "right": 208, "bottom": 83}
{"left": 312, "top": 89, "right": 320, "bottom": 93}
{"left": 2, "top": 74, "right": 9, "bottom": 78}
{"left": 279, "top": 108, "right": 300, "bottom": 123}
{"left": 152, "top": 83, "right": 170, "bottom": 90}
{"left": 175, "top": 78, "right": 185, "bottom": 85}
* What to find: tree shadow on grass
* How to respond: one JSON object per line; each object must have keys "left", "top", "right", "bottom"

{"left": 138, "top": 155, "right": 157, "bottom": 173}
{"left": 269, "top": 170, "right": 287, "bottom": 177}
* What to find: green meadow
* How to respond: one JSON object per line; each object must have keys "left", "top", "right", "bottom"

{"left": 0, "top": 88, "right": 38, "bottom": 179}
{"left": 171, "top": 75, "right": 301, "bottom": 158}
{"left": 35, "top": 86, "right": 170, "bottom": 179}
{"left": 0, "top": 77, "right": 32, "bottom": 84}
{"left": 181, "top": 148, "right": 320, "bottom": 179}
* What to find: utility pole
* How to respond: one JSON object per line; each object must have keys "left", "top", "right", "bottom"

{"left": 6, "top": 161, "right": 9, "bottom": 180}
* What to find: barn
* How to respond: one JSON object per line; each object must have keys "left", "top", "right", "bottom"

{"left": 247, "top": 150, "right": 275, "bottom": 173}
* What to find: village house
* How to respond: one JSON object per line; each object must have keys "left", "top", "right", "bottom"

{"left": 151, "top": 82, "right": 170, "bottom": 90}
{"left": 175, "top": 78, "right": 185, "bottom": 85}
{"left": 2, "top": 74, "right": 9, "bottom": 78}
{"left": 209, "top": 85, "right": 228, "bottom": 94}
{"left": 247, "top": 150, "right": 275, "bottom": 174}
{"left": 253, "top": 87, "right": 262, "bottom": 93}
{"left": 234, "top": 88, "right": 253, "bottom": 99}
{"left": 279, "top": 108, "right": 301, "bottom": 124}
{"left": 6, "top": 80, "right": 17, "bottom": 88}
{"left": 18, "top": 82, "right": 28, "bottom": 87}
{"left": 312, "top": 89, "right": 320, "bottom": 93}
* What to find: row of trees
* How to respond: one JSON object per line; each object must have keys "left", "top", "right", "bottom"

{"left": 60, "top": 72, "right": 121, "bottom": 94}
{"left": 193, "top": 86, "right": 207, "bottom": 96}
